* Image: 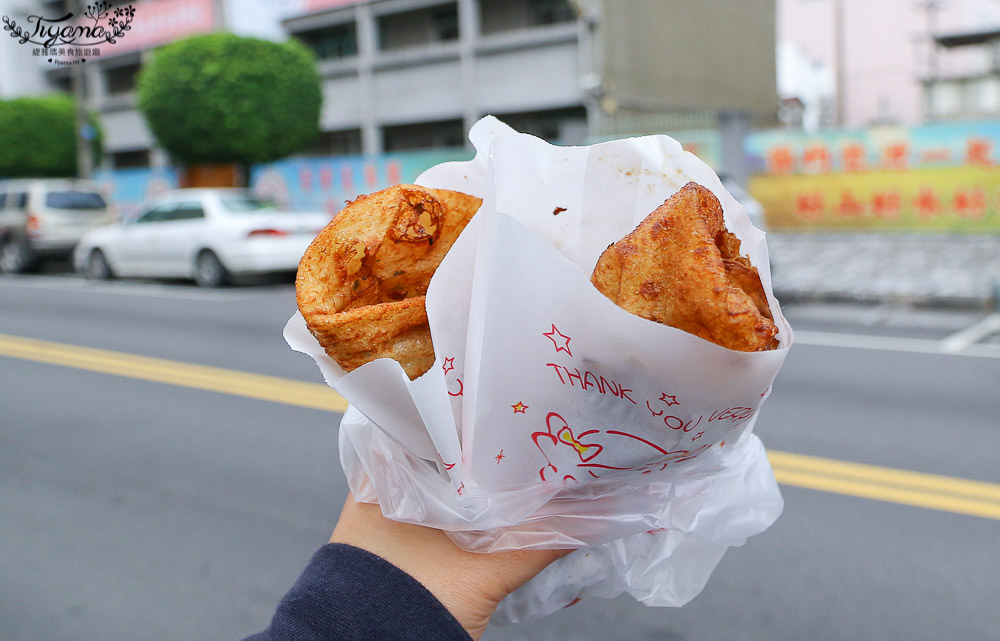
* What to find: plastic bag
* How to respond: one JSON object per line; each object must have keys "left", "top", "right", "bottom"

{"left": 284, "top": 116, "right": 792, "bottom": 623}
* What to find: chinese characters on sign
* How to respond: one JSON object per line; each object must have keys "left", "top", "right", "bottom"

{"left": 750, "top": 124, "right": 1000, "bottom": 231}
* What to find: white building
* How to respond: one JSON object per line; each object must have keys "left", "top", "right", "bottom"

{"left": 0, "top": 0, "right": 777, "bottom": 180}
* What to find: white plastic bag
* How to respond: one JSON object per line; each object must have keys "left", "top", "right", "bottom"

{"left": 284, "top": 116, "right": 793, "bottom": 623}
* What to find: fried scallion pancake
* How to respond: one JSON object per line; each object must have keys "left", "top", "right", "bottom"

{"left": 296, "top": 184, "right": 482, "bottom": 379}
{"left": 590, "top": 182, "right": 779, "bottom": 352}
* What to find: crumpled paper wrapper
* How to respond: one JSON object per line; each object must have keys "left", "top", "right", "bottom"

{"left": 284, "top": 116, "right": 793, "bottom": 623}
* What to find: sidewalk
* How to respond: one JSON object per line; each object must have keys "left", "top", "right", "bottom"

{"left": 766, "top": 232, "right": 1000, "bottom": 309}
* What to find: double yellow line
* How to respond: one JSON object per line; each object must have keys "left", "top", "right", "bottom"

{"left": 0, "top": 333, "right": 348, "bottom": 413}
{"left": 768, "top": 451, "right": 1000, "bottom": 520}
{"left": 2, "top": 332, "right": 998, "bottom": 521}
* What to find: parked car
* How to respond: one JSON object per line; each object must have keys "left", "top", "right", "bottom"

{"left": 0, "top": 178, "right": 114, "bottom": 273}
{"left": 73, "top": 189, "right": 331, "bottom": 287}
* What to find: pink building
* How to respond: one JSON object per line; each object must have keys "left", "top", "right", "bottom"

{"left": 778, "top": 0, "right": 1000, "bottom": 129}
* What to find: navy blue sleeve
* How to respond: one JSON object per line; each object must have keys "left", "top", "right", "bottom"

{"left": 243, "top": 543, "right": 473, "bottom": 641}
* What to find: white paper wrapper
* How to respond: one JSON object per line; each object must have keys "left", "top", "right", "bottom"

{"left": 284, "top": 116, "right": 793, "bottom": 623}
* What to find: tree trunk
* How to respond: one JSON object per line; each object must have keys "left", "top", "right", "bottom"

{"left": 179, "top": 163, "right": 243, "bottom": 188}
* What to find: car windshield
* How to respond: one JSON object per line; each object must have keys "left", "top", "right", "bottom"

{"left": 218, "top": 195, "right": 277, "bottom": 213}
{"left": 45, "top": 190, "right": 107, "bottom": 210}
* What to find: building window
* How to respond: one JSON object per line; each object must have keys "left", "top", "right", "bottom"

{"left": 39, "top": 0, "right": 69, "bottom": 14}
{"left": 49, "top": 76, "right": 72, "bottom": 93}
{"left": 432, "top": 6, "right": 459, "bottom": 41}
{"left": 530, "top": 0, "right": 576, "bottom": 25}
{"left": 378, "top": 3, "right": 460, "bottom": 51}
{"left": 104, "top": 62, "right": 141, "bottom": 95}
{"left": 295, "top": 22, "right": 358, "bottom": 61}
{"left": 929, "top": 81, "right": 961, "bottom": 119}
{"left": 492, "top": 106, "right": 587, "bottom": 144}
{"left": 479, "top": 0, "right": 576, "bottom": 35}
{"left": 383, "top": 119, "right": 465, "bottom": 151}
{"left": 975, "top": 76, "right": 1000, "bottom": 115}
{"left": 111, "top": 149, "right": 150, "bottom": 169}
{"left": 307, "top": 129, "right": 364, "bottom": 156}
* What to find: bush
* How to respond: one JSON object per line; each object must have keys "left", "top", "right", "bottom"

{"left": 0, "top": 94, "right": 102, "bottom": 178}
{"left": 136, "top": 33, "right": 322, "bottom": 168}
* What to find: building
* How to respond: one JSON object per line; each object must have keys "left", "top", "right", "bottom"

{"left": 280, "top": 0, "right": 776, "bottom": 163}
{"left": 777, "top": 0, "right": 1000, "bottom": 129}
{"left": 925, "top": 27, "right": 1000, "bottom": 122}
{"left": 0, "top": 0, "right": 777, "bottom": 181}
{"left": 0, "top": 0, "right": 284, "bottom": 171}
{"left": 280, "top": 0, "right": 591, "bottom": 156}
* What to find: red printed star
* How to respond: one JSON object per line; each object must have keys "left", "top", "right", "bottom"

{"left": 511, "top": 401, "right": 528, "bottom": 414}
{"left": 442, "top": 357, "right": 456, "bottom": 375}
{"left": 659, "top": 393, "right": 679, "bottom": 406}
{"left": 543, "top": 324, "right": 573, "bottom": 356}
{"left": 495, "top": 449, "right": 505, "bottom": 463}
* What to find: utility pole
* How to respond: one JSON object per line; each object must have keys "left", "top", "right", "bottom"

{"left": 833, "top": 0, "right": 847, "bottom": 128}
{"left": 718, "top": 109, "right": 750, "bottom": 188}
{"left": 922, "top": 0, "right": 941, "bottom": 81}
{"left": 212, "top": 0, "right": 226, "bottom": 29}
{"left": 71, "top": 0, "right": 93, "bottom": 178}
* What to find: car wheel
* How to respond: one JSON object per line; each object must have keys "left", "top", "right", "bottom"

{"left": 194, "top": 250, "right": 229, "bottom": 287}
{"left": 0, "top": 235, "right": 35, "bottom": 274}
{"left": 86, "top": 249, "right": 114, "bottom": 280}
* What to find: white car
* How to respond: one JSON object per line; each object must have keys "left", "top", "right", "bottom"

{"left": 74, "top": 189, "right": 331, "bottom": 286}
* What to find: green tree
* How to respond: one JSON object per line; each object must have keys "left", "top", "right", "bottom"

{"left": 136, "top": 33, "right": 322, "bottom": 179}
{"left": 0, "top": 94, "right": 102, "bottom": 178}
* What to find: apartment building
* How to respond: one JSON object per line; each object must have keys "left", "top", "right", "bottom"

{"left": 281, "top": 0, "right": 778, "bottom": 157}
{"left": 0, "top": 0, "right": 776, "bottom": 174}
{"left": 281, "top": 0, "right": 591, "bottom": 156}
{"left": 926, "top": 27, "right": 1000, "bottom": 122}
{"left": 777, "top": 0, "right": 1000, "bottom": 129}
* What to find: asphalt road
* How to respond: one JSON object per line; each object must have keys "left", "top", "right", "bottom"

{"left": 1, "top": 274, "right": 998, "bottom": 641}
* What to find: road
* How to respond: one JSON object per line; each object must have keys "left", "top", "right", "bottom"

{"left": 1, "top": 274, "right": 998, "bottom": 641}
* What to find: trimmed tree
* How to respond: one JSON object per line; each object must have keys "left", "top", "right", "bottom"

{"left": 136, "top": 33, "right": 322, "bottom": 184}
{"left": 0, "top": 94, "right": 102, "bottom": 178}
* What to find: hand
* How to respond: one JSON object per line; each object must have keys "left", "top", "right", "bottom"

{"left": 330, "top": 494, "right": 568, "bottom": 639}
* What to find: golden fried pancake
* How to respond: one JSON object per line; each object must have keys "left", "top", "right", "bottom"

{"left": 590, "top": 182, "right": 779, "bottom": 351}
{"left": 296, "top": 184, "right": 482, "bottom": 379}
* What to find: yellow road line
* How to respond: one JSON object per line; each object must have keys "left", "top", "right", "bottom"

{"left": 2, "top": 332, "right": 998, "bottom": 520}
{"left": 768, "top": 450, "right": 1000, "bottom": 502}
{"left": 0, "top": 333, "right": 349, "bottom": 413}
{"left": 770, "top": 469, "right": 1000, "bottom": 521}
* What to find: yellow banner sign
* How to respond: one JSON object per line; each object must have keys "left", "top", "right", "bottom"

{"left": 750, "top": 166, "right": 1000, "bottom": 232}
